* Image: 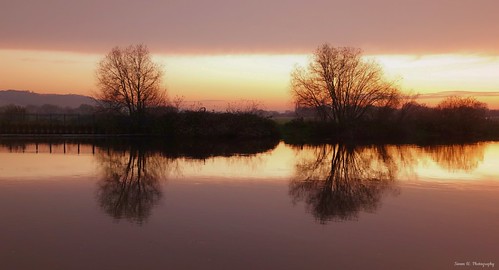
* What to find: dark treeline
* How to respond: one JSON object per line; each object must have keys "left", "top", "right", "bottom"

{"left": 2, "top": 96, "right": 499, "bottom": 143}
{"left": 145, "top": 109, "right": 279, "bottom": 139}
{"left": 0, "top": 103, "right": 280, "bottom": 139}
{"left": 0, "top": 103, "right": 96, "bottom": 115}
{"left": 282, "top": 96, "right": 499, "bottom": 144}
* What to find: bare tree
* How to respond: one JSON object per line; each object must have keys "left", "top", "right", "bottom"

{"left": 95, "top": 44, "right": 167, "bottom": 121}
{"left": 291, "top": 44, "right": 400, "bottom": 128}
{"left": 435, "top": 96, "right": 488, "bottom": 136}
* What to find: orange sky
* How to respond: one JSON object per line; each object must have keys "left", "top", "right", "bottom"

{"left": 1, "top": 0, "right": 498, "bottom": 110}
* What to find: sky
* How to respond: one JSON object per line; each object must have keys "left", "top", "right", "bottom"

{"left": 1, "top": 0, "right": 499, "bottom": 110}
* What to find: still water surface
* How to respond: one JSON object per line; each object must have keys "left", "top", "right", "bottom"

{"left": 0, "top": 139, "right": 498, "bottom": 269}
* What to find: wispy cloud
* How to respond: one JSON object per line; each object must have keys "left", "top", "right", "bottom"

{"left": 417, "top": 91, "right": 499, "bottom": 99}
{"left": 20, "top": 57, "right": 93, "bottom": 64}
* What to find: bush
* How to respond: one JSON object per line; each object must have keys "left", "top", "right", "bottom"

{"left": 147, "top": 111, "right": 279, "bottom": 139}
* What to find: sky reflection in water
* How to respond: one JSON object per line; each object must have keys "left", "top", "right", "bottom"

{"left": 0, "top": 140, "right": 498, "bottom": 269}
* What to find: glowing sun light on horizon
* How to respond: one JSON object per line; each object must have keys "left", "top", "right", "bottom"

{"left": 377, "top": 54, "right": 499, "bottom": 92}
{"left": 1, "top": 49, "right": 499, "bottom": 110}
{"left": 156, "top": 54, "right": 309, "bottom": 110}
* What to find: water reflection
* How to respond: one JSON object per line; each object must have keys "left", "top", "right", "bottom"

{"left": 0, "top": 138, "right": 494, "bottom": 225}
{"left": 95, "top": 148, "right": 167, "bottom": 224}
{"left": 289, "top": 144, "right": 399, "bottom": 223}
{"left": 1, "top": 138, "right": 499, "bottom": 269}
{"left": 422, "top": 143, "right": 486, "bottom": 172}
{"left": 91, "top": 138, "right": 280, "bottom": 223}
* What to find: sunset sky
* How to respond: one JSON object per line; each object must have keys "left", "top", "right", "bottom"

{"left": 1, "top": 0, "right": 499, "bottom": 110}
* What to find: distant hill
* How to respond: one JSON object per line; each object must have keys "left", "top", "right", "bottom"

{"left": 0, "top": 90, "right": 96, "bottom": 108}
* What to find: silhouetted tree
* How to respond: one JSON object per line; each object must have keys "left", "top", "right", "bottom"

{"left": 0, "top": 104, "right": 26, "bottom": 122}
{"left": 289, "top": 144, "right": 398, "bottom": 223}
{"left": 436, "top": 96, "right": 487, "bottom": 136}
{"left": 291, "top": 44, "right": 400, "bottom": 129}
{"left": 95, "top": 44, "right": 167, "bottom": 129}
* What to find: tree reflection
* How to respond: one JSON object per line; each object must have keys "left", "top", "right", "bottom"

{"left": 91, "top": 138, "right": 279, "bottom": 224}
{"left": 422, "top": 143, "right": 485, "bottom": 172}
{"left": 289, "top": 144, "right": 399, "bottom": 223}
{"left": 96, "top": 148, "right": 169, "bottom": 224}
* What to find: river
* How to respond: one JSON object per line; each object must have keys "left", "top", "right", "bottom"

{"left": 0, "top": 139, "right": 497, "bottom": 269}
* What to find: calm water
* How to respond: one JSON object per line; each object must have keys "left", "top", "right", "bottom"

{"left": 0, "top": 139, "right": 498, "bottom": 270}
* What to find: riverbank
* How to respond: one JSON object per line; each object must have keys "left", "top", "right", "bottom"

{"left": 3, "top": 110, "right": 499, "bottom": 144}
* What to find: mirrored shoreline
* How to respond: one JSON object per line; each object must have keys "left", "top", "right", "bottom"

{"left": 1, "top": 138, "right": 498, "bottom": 223}
{"left": 1, "top": 139, "right": 498, "bottom": 269}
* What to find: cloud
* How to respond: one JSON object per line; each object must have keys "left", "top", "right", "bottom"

{"left": 1, "top": 0, "right": 499, "bottom": 54}
{"left": 417, "top": 91, "right": 499, "bottom": 99}
{"left": 20, "top": 58, "right": 91, "bottom": 64}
